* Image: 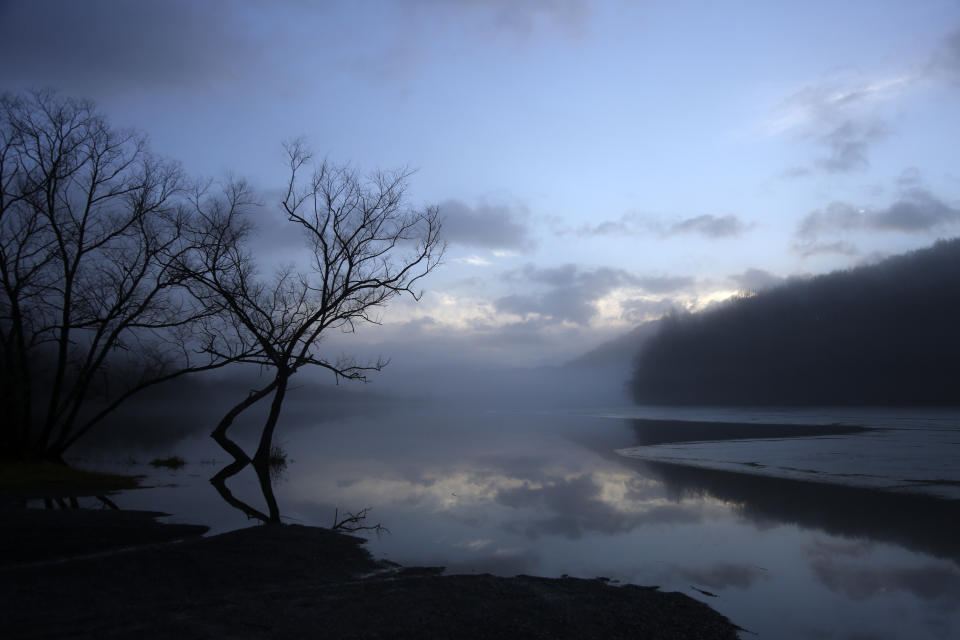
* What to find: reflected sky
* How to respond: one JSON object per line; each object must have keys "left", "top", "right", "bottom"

{"left": 77, "top": 406, "right": 960, "bottom": 640}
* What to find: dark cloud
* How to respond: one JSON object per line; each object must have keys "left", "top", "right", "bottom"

{"left": 635, "top": 275, "right": 695, "bottom": 294}
{"left": 575, "top": 212, "right": 753, "bottom": 240}
{"left": 497, "top": 264, "right": 692, "bottom": 325}
{"left": 495, "top": 291, "right": 596, "bottom": 325}
{"left": 439, "top": 199, "right": 534, "bottom": 250}
{"left": 896, "top": 166, "right": 922, "bottom": 188}
{"left": 414, "top": 0, "right": 592, "bottom": 40}
{"left": 357, "top": 1, "right": 592, "bottom": 83}
{"left": 728, "top": 268, "right": 784, "bottom": 292}
{"left": 797, "top": 202, "right": 865, "bottom": 238}
{"left": 796, "top": 190, "right": 960, "bottom": 246}
{"left": 664, "top": 214, "right": 754, "bottom": 238}
{"left": 930, "top": 28, "right": 960, "bottom": 85}
{"left": 815, "top": 120, "right": 889, "bottom": 173}
{"left": 793, "top": 240, "right": 860, "bottom": 258}
{"left": 872, "top": 189, "right": 960, "bottom": 231}
{"left": 508, "top": 263, "right": 692, "bottom": 295}
{"left": 0, "top": 0, "right": 263, "bottom": 94}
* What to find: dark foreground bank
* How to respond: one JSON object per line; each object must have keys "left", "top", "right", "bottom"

{"left": 1, "top": 507, "right": 740, "bottom": 639}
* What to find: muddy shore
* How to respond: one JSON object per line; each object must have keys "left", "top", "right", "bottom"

{"left": 1, "top": 506, "right": 741, "bottom": 639}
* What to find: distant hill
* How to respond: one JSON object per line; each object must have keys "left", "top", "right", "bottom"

{"left": 631, "top": 237, "right": 960, "bottom": 406}
{"left": 566, "top": 320, "right": 661, "bottom": 372}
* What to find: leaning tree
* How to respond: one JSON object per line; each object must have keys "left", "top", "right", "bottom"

{"left": 0, "top": 91, "right": 233, "bottom": 461}
{"left": 183, "top": 140, "right": 444, "bottom": 465}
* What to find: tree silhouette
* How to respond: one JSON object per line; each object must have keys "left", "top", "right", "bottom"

{"left": 0, "top": 90, "right": 229, "bottom": 461}
{"left": 183, "top": 140, "right": 444, "bottom": 464}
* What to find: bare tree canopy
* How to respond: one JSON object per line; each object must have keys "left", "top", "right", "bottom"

{"left": 1, "top": 90, "right": 443, "bottom": 465}
{"left": 0, "top": 90, "right": 228, "bottom": 461}
{"left": 184, "top": 140, "right": 445, "bottom": 465}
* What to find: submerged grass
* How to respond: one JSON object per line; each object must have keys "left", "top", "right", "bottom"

{"left": 267, "top": 445, "right": 289, "bottom": 481}
{"left": 0, "top": 461, "right": 142, "bottom": 491}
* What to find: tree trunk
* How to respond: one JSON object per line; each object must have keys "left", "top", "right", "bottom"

{"left": 210, "top": 379, "right": 279, "bottom": 462}
{"left": 252, "top": 459, "right": 281, "bottom": 523}
{"left": 209, "top": 457, "right": 272, "bottom": 523}
{"left": 253, "top": 373, "right": 289, "bottom": 464}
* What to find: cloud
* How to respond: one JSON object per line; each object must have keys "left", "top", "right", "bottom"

{"left": 664, "top": 214, "right": 754, "bottom": 238}
{"left": 815, "top": 120, "right": 890, "bottom": 173}
{"left": 872, "top": 189, "right": 960, "bottom": 231}
{"left": 413, "top": 0, "right": 592, "bottom": 41}
{"left": 453, "top": 255, "right": 493, "bottom": 267}
{"left": 619, "top": 298, "right": 678, "bottom": 324}
{"left": 728, "top": 268, "right": 784, "bottom": 292}
{"left": 575, "top": 212, "right": 753, "bottom": 240}
{"left": 439, "top": 199, "right": 534, "bottom": 250}
{"left": 896, "top": 166, "right": 923, "bottom": 188}
{"left": 811, "top": 560, "right": 960, "bottom": 606}
{"left": 495, "top": 291, "right": 599, "bottom": 326}
{"left": 574, "top": 213, "right": 643, "bottom": 238}
{"left": 930, "top": 28, "right": 960, "bottom": 85}
{"left": 0, "top": 1, "right": 590, "bottom": 98}
{"left": 771, "top": 73, "right": 911, "bottom": 134}
{"left": 634, "top": 275, "right": 696, "bottom": 294}
{"left": 775, "top": 28, "right": 960, "bottom": 178}
{"left": 496, "top": 264, "right": 693, "bottom": 325}
{"left": 797, "top": 189, "right": 960, "bottom": 241}
{"left": 771, "top": 72, "right": 911, "bottom": 176}
{"left": 794, "top": 241, "right": 860, "bottom": 258}
{"left": 497, "top": 474, "right": 701, "bottom": 540}
{"left": 0, "top": 0, "right": 265, "bottom": 94}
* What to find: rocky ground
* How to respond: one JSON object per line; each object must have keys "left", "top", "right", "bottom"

{"left": 1, "top": 505, "right": 741, "bottom": 639}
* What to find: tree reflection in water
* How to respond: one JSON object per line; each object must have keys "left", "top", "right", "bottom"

{"left": 209, "top": 432, "right": 282, "bottom": 524}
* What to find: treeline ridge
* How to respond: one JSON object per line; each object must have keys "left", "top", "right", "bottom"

{"left": 631, "top": 238, "right": 960, "bottom": 406}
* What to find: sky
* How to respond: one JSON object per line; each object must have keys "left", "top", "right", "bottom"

{"left": 2, "top": 0, "right": 959, "bottom": 370}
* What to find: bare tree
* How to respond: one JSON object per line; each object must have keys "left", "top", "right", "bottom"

{"left": 0, "top": 91, "right": 230, "bottom": 461}
{"left": 185, "top": 140, "right": 444, "bottom": 464}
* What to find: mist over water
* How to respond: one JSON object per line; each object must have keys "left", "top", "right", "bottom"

{"left": 72, "top": 374, "right": 960, "bottom": 640}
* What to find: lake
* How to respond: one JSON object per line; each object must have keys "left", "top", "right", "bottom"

{"left": 71, "top": 404, "right": 960, "bottom": 640}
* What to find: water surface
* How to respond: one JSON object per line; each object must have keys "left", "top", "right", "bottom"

{"left": 75, "top": 405, "right": 960, "bottom": 640}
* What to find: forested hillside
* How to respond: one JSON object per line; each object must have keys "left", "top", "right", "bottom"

{"left": 631, "top": 238, "right": 960, "bottom": 406}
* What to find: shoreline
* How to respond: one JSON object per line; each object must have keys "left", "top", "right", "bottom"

{"left": 2, "top": 504, "right": 741, "bottom": 639}
{"left": 625, "top": 417, "right": 872, "bottom": 446}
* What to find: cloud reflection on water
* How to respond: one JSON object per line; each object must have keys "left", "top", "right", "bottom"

{"left": 663, "top": 562, "right": 771, "bottom": 591}
{"left": 806, "top": 541, "right": 960, "bottom": 608}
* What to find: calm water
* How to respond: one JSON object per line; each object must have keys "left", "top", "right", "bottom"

{"left": 72, "top": 405, "right": 960, "bottom": 640}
